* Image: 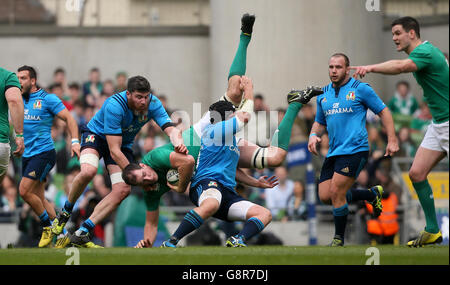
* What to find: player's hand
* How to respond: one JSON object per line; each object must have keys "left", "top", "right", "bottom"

{"left": 71, "top": 143, "right": 81, "bottom": 158}
{"left": 174, "top": 143, "right": 188, "bottom": 155}
{"left": 350, "top": 65, "right": 373, "bottom": 79}
{"left": 135, "top": 239, "right": 152, "bottom": 248}
{"left": 257, "top": 175, "right": 279, "bottom": 188}
{"left": 308, "top": 135, "right": 322, "bottom": 155}
{"left": 240, "top": 76, "right": 254, "bottom": 98}
{"left": 13, "top": 136, "right": 24, "bottom": 157}
{"left": 384, "top": 139, "right": 399, "bottom": 157}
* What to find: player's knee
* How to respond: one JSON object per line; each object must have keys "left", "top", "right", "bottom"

{"left": 19, "top": 183, "right": 29, "bottom": 199}
{"left": 79, "top": 168, "right": 97, "bottom": 182}
{"left": 268, "top": 152, "right": 285, "bottom": 168}
{"left": 409, "top": 167, "right": 426, "bottom": 183}
{"left": 263, "top": 208, "right": 272, "bottom": 225}
{"left": 200, "top": 199, "right": 220, "bottom": 217}
{"left": 113, "top": 184, "right": 131, "bottom": 201}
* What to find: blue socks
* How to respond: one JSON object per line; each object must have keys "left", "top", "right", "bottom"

{"left": 63, "top": 200, "right": 74, "bottom": 214}
{"left": 333, "top": 204, "right": 349, "bottom": 241}
{"left": 78, "top": 219, "right": 95, "bottom": 235}
{"left": 346, "top": 188, "right": 376, "bottom": 204}
{"left": 239, "top": 217, "right": 265, "bottom": 241}
{"left": 39, "top": 210, "right": 51, "bottom": 227}
{"left": 172, "top": 210, "right": 204, "bottom": 243}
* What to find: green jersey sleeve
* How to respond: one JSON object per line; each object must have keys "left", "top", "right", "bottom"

{"left": 143, "top": 190, "right": 163, "bottom": 211}
{"left": 5, "top": 72, "right": 21, "bottom": 90}
{"left": 409, "top": 44, "right": 432, "bottom": 71}
{"left": 142, "top": 143, "right": 174, "bottom": 170}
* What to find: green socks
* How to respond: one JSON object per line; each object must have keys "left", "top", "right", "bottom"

{"left": 271, "top": 102, "right": 302, "bottom": 151}
{"left": 413, "top": 179, "right": 440, "bottom": 234}
{"left": 228, "top": 33, "right": 251, "bottom": 79}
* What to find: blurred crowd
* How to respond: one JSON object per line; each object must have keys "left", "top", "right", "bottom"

{"left": 0, "top": 66, "right": 431, "bottom": 246}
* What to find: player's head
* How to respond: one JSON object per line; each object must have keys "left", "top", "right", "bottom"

{"left": 209, "top": 101, "right": 236, "bottom": 124}
{"left": 122, "top": 163, "right": 158, "bottom": 188}
{"left": 328, "top": 53, "right": 350, "bottom": 85}
{"left": 126, "top": 76, "right": 151, "bottom": 113}
{"left": 391, "top": 16, "right": 420, "bottom": 52}
{"left": 17, "top": 65, "right": 38, "bottom": 98}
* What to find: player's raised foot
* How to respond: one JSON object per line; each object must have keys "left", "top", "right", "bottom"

{"left": 226, "top": 235, "right": 247, "bottom": 247}
{"left": 329, "top": 236, "right": 344, "bottom": 247}
{"left": 161, "top": 239, "right": 177, "bottom": 248}
{"left": 54, "top": 234, "right": 71, "bottom": 249}
{"left": 38, "top": 226, "right": 55, "bottom": 248}
{"left": 407, "top": 230, "right": 443, "bottom": 247}
{"left": 287, "top": 86, "right": 323, "bottom": 105}
{"left": 241, "top": 13, "right": 255, "bottom": 35}
{"left": 369, "top": 185, "right": 383, "bottom": 218}
{"left": 70, "top": 232, "right": 103, "bottom": 248}
{"left": 52, "top": 211, "right": 71, "bottom": 235}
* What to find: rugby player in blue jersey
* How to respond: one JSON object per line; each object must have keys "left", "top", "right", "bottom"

{"left": 308, "top": 53, "right": 399, "bottom": 246}
{"left": 16, "top": 66, "right": 81, "bottom": 248}
{"left": 53, "top": 75, "right": 186, "bottom": 248}
{"left": 159, "top": 100, "right": 280, "bottom": 248}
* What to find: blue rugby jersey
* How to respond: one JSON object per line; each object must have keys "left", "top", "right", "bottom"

{"left": 87, "top": 91, "right": 172, "bottom": 149}
{"left": 23, "top": 89, "right": 65, "bottom": 157}
{"left": 191, "top": 117, "right": 242, "bottom": 191}
{"left": 315, "top": 78, "right": 386, "bottom": 157}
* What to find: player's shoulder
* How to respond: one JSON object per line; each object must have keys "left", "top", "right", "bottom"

{"left": 321, "top": 83, "right": 333, "bottom": 94}
{"left": 107, "top": 91, "right": 129, "bottom": 113}
{"left": 352, "top": 79, "right": 372, "bottom": 92}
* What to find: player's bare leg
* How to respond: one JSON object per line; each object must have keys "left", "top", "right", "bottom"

{"left": 407, "top": 146, "right": 446, "bottom": 246}
{"left": 52, "top": 148, "right": 100, "bottom": 236}
{"left": 19, "top": 178, "right": 54, "bottom": 247}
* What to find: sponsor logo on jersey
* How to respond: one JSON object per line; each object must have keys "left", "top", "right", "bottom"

{"left": 341, "top": 167, "right": 350, "bottom": 173}
{"left": 346, "top": 91, "right": 356, "bottom": 101}
{"left": 33, "top": 100, "right": 42, "bottom": 109}
{"left": 85, "top": 134, "right": 95, "bottom": 143}
{"left": 208, "top": 181, "right": 218, "bottom": 188}
{"left": 28, "top": 171, "right": 36, "bottom": 178}
{"left": 322, "top": 97, "right": 327, "bottom": 103}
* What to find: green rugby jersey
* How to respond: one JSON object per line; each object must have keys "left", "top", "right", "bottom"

{"left": 142, "top": 126, "right": 201, "bottom": 211}
{"left": 0, "top": 68, "right": 21, "bottom": 143}
{"left": 409, "top": 41, "right": 449, "bottom": 123}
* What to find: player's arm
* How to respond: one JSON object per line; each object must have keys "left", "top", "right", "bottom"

{"left": 164, "top": 126, "right": 187, "bottom": 155}
{"left": 106, "top": 135, "right": 130, "bottom": 170}
{"left": 168, "top": 152, "right": 195, "bottom": 193}
{"left": 56, "top": 108, "right": 81, "bottom": 158}
{"left": 377, "top": 107, "right": 399, "bottom": 156}
{"left": 308, "top": 121, "right": 326, "bottom": 155}
{"left": 5, "top": 86, "right": 24, "bottom": 156}
{"left": 135, "top": 209, "right": 159, "bottom": 248}
{"left": 235, "top": 168, "right": 279, "bottom": 188}
{"left": 350, "top": 59, "right": 418, "bottom": 78}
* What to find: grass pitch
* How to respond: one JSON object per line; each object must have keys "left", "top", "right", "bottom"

{"left": 0, "top": 245, "right": 448, "bottom": 265}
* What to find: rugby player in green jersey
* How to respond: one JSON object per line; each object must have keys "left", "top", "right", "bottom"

{"left": 351, "top": 16, "right": 449, "bottom": 247}
{"left": 0, "top": 67, "right": 24, "bottom": 182}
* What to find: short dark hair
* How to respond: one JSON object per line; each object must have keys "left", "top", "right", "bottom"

{"left": 49, "top": 83, "right": 62, "bottom": 91}
{"left": 68, "top": 82, "right": 80, "bottom": 90}
{"left": 254, "top": 94, "right": 264, "bottom": 101}
{"left": 122, "top": 163, "right": 142, "bottom": 186}
{"left": 396, "top": 80, "right": 410, "bottom": 89}
{"left": 331, "top": 53, "right": 350, "bottom": 67}
{"left": 391, "top": 16, "right": 420, "bottom": 38}
{"left": 17, "top": 65, "right": 37, "bottom": 80}
{"left": 209, "top": 101, "right": 235, "bottom": 124}
{"left": 127, "top": 76, "right": 151, "bottom": 94}
{"left": 90, "top": 67, "right": 100, "bottom": 73}
{"left": 54, "top": 67, "right": 65, "bottom": 75}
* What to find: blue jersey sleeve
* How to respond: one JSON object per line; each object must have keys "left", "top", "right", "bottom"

{"left": 45, "top": 93, "right": 66, "bottom": 116}
{"left": 315, "top": 96, "right": 327, "bottom": 125}
{"left": 104, "top": 100, "right": 125, "bottom": 135}
{"left": 149, "top": 96, "right": 172, "bottom": 130}
{"left": 358, "top": 83, "right": 386, "bottom": 115}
